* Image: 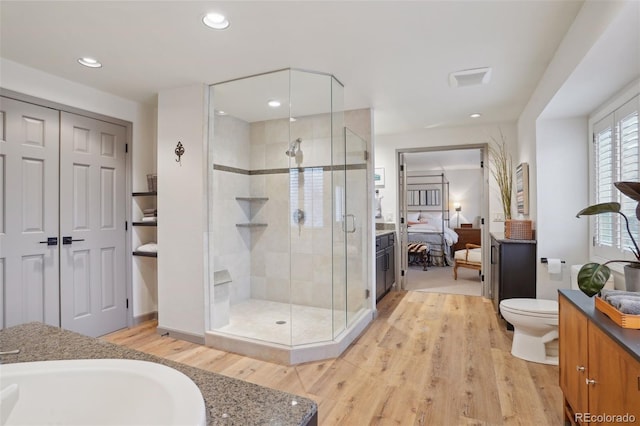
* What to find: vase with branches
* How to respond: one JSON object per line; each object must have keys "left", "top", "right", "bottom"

{"left": 489, "top": 131, "right": 513, "bottom": 222}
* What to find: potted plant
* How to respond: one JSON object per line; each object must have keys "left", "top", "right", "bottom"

{"left": 575, "top": 181, "right": 640, "bottom": 296}
{"left": 489, "top": 130, "right": 533, "bottom": 239}
{"left": 489, "top": 130, "right": 513, "bottom": 222}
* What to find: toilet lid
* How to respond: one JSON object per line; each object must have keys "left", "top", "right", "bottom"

{"left": 500, "top": 298, "right": 558, "bottom": 314}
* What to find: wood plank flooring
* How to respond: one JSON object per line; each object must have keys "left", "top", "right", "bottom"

{"left": 103, "top": 291, "right": 563, "bottom": 425}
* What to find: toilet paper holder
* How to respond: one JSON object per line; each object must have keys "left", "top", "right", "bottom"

{"left": 541, "top": 257, "right": 565, "bottom": 264}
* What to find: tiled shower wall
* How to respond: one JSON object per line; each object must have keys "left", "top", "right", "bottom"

{"left": 250, "top": 114, "right": 335, "bottom": 309}
{"left": 211, "top": 114, "right": 251, "bottom": 314}
{"left": 211, "top": 109, "right": 371, "bottom": 320}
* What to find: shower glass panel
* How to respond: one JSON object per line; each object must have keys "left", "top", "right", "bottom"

{"left": 345, "top": 128, "right": 368, "bottom": 327}
{"left": 289, "top": 70, "right": 336, "bottom": 345}
{"left": 207, "top": 68, "right": 367, "bottom": 350}
{"left": 331, "top": 77, "right": 347, "bottom": 337}
{"left": 209, "top": 70, "right": 293, "bottom": 345}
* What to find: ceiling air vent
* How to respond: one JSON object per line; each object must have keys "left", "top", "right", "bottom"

{"left": 449, "top": 67, "right": 492, "bottom": 88}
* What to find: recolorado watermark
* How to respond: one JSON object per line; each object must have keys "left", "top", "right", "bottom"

{"left": 575, "top": 413, "right": 636, "bottom": 423}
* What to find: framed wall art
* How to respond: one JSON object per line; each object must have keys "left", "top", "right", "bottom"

{"left": 374, "top": 168, "right": 385, "bottom": 187}
{"left": 516, "top": 162, "right": 529, "bottom": 215}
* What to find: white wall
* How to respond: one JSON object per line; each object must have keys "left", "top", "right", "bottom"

{"left": 157, "top": 84, "right": 207, "bottom": 339}
{"left": 0, "top": 58, "right": 158, "bottom": 318}
{"left": 375, "top": 123, "right": 517, "bottom": 234}
{"left": 517, "top": 0, "right": 631, "bottom": 299}
{"left": 535, "top": 118, "right": 589, "bottom": 299}
{"left": 446, "top": 169, "right": 483, "bottom": 227}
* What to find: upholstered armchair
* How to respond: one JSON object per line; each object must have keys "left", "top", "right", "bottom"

{"left": 453, "top": 243, "right": 482, "bottom": 280}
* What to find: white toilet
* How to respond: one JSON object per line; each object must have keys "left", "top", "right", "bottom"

{"left": 499, "top": 298, "right": 559, "bottom": 365}
{"left": 498, "top": 264, "right": 612, "bottom": 365}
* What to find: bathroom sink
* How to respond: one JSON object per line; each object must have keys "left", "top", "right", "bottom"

{"left": 0, "top": 359, "right": 206, "bottom": 426}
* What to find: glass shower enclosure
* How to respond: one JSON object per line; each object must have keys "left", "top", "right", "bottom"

{"left": 206, "top": 69, "right": 369, "bottom": 355}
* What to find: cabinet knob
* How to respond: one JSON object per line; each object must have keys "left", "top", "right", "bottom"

{"left": 585, "top": 378, "right": 596, "bottom": 385}
{"left": 576, "top": 365, "right": 585, "bottom": 372}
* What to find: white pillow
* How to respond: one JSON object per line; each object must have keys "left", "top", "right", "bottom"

{"left": 420, "top": 211, "right": 442, "bottom": 222}
{"left": 407, "top": 212, "right": 421, "bottom": 222}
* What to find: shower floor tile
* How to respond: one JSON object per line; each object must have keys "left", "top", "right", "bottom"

{"left": 216, "top": 299, "right": 334, "bottom": 346}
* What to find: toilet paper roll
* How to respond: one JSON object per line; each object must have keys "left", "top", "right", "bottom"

{"left": 547, "top": 258, "right": 562, "bottom": 274}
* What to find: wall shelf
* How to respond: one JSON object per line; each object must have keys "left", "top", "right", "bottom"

{"left": 132, "top": 221, "right": 157, "bottom": 227}
{"left": 132, "top": 191, "right": 158, "bottom": 197}
{"left": 236, "top": 197, "right": 268, "bottom": 227}
{"left": 132, "top": 251, "right": 157, "bottom": 258}
{"left": 235, "top": 197, "right": 268, "bottom": 202}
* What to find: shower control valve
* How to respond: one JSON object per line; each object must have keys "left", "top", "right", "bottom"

{"left": 293, "top": 209, "right": 305, "bottom": 225}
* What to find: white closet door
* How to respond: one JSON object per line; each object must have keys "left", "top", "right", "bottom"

{"left": 0, "top": 97, "right": 60, "bottom": 328}
{"left": 59, "top": 112, "right": 127, "bottom": 337}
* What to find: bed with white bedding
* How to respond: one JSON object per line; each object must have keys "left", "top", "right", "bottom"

{"left": 407, "top": 223, "right": 459, "bottom": 266}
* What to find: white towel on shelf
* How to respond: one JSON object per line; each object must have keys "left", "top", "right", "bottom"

{"left": 141, "top": 216, "right": 157, "bottom": 222}
{"left": 136, "top": 242, "right": 157, "bottom": 253}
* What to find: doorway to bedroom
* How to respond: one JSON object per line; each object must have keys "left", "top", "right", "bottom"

{"left": 397, "top": 146, "right": 489, "bottom": 297}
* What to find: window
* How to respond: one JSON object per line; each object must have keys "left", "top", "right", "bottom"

{"left": 290, "top": 167, "right": 324, "bottom": 228}
{"left": 592, "top": 94, "right": 639, "bottom": 261}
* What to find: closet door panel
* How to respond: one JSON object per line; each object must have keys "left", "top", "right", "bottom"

{"left": 0, "top": 96, "right": 60, "bottom": 328}
{"left": 0, "top": 151, "right": 5, "bottom": 236}
{"left": 60, "top": 112, "right": 127, "bottom": 337}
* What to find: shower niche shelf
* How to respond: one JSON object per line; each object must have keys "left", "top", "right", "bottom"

{"left": 235, "top": 197, "right": 269, "bottom": 202}
{"left": 235, "top": 197, "right": 268, "bottom": 228}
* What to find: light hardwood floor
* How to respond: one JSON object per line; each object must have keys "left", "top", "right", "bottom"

{"left": 103, "top": 291, "right": 563, "bottom": 425}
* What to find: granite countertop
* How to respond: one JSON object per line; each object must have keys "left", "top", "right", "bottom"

{"left": 0, "top": 323, "right": 317, "bottom": 426}
{"left": 376, "top": 230, "right": 395, "bottom": 236}
{"left": 559, "top": 289, "right": 640, "bottom": 362}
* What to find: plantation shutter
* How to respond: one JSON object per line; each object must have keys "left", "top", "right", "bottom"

{"left": 594, "top": 116, "right": 615, "bottom": 248}
{"left": 592, "top": 95, "right": 639, "bottom": 259}
{"left": 617, "top": 98, "right": 639, "bottom": 252}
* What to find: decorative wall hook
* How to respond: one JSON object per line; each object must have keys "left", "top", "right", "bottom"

{"left": 175, "top": 141, "right": 185, "bottom": 165}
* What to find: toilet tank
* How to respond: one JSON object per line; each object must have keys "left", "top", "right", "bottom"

{"left": 571, "top": 264, "right": 614, "bottom": 290}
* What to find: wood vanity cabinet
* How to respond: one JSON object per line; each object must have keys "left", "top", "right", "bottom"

{"left": 559, "top": 295, "right": 589, "bottom": 418}
{"left": 559, "top": 291, "right": 640, "bottom": 425}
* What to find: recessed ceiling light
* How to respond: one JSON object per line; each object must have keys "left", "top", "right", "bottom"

{"left": 215, "top": 110, "right": 227, "bottom": 115}
{"left": 470, "top": 113, "right": 482, "bottom": 118}
{"left": 203, "top": 12, "right": 230, "bottom": 30}
{"left": 78, "top": 57, "right": 102, "bottom": 68}
{"left": 268, "top": 100, "right": 281, "bottom": 108}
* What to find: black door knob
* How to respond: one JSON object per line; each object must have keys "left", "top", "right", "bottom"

{"left": 62, "top": 236, "right": 85, "bottom": 245}
{"left": 39, "top": 237, "right": 58, "bottom": 246}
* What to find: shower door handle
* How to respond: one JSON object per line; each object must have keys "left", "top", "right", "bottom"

{"left": 344, "top": 214, "right": 356, "bottom": 233}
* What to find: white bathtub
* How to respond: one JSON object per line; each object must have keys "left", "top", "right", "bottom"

{"left": 0, "top": 359, "right": 206, "bottom": 426}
